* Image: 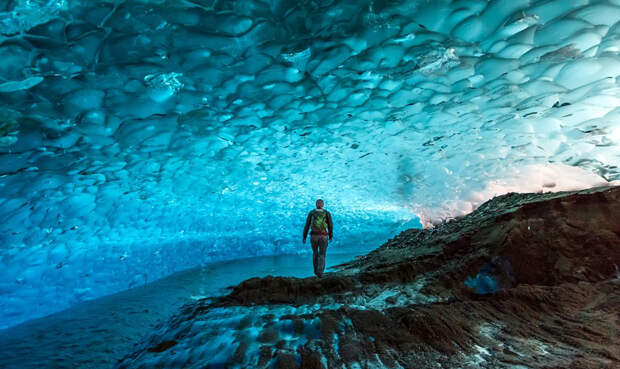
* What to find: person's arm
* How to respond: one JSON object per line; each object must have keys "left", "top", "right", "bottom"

{"left": 302, "top": 211, "right": 312, "bottom": 243}
{"left": 327, "top": 211, "right": 333, "bottom": 240}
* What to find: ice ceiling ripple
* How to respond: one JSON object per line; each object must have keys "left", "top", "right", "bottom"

{"left": 1, "top": 0, "right": 619, "bottom": 328}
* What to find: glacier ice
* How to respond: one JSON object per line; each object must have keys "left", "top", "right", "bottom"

{"left": 1, "top": 0, "right": 620, "bottom": 328}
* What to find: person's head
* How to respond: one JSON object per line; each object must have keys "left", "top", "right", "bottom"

{"left": 315, "top": 199, "right": 324, "bottom": 209}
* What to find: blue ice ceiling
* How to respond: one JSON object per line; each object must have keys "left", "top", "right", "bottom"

{"left": 1, "top": 0, "right": 619, "bottom": 328}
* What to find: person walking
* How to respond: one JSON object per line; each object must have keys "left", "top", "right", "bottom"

{"left": 302, "top": 199, "right": 333, "bottom": 277}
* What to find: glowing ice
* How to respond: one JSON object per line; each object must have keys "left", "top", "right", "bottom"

{"left": 0, "top": 0, "right": 619, "bottom": 328}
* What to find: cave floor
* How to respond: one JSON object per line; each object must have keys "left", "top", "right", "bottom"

{"left": 0, "top": 251, "right": 365, "bottom": 369}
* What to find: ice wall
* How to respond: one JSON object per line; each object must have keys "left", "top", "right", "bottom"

{"left": 1, "top": 0, "right": 619, "bottom": 328}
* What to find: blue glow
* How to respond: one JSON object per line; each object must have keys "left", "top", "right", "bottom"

{"left": 465, "top": 273, "right": 499, "bottom": 295}
{"left": 0, "top": 0, "right": 619, "bottom": 329}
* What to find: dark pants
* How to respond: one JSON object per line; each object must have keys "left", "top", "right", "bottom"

{"left": 310, "top": 234, "right": 328, "bottom": 277}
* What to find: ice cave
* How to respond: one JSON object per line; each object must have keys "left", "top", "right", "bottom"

{"left": 0, "top": 0, "right": 619, "bottom": 368}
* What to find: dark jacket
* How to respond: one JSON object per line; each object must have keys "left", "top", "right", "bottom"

{"left": 303, "top": 209, "right": 333, "bottom": 241}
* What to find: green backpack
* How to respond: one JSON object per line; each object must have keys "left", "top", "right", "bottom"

{"left": 311, "top": 210, "right": 328, "bottom": 233}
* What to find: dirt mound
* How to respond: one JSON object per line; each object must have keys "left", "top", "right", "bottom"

{"left": 118, "top": 186, "right": 620, "bottom": 369}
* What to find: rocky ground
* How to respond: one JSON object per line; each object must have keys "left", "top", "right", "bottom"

{"left": 117, "top": 186, "right": 620, "bottom": 369}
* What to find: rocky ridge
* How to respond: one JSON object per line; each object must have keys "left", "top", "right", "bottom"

{"left": 117, "top": 186, "right": 620, "bottom": 369}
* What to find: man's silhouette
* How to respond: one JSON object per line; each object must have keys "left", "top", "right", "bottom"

{"left": 303, "top": 199, "right": 333, "bottom": 277}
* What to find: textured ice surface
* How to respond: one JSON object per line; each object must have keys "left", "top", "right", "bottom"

{"left": 0, "top": 253, "right": 360, "bottom": 369}
{"left": 1, "top": 0, "right": 620, "bottom": 328}
{"left": 116, "top": 278, "right": 437, "bottom": 369}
